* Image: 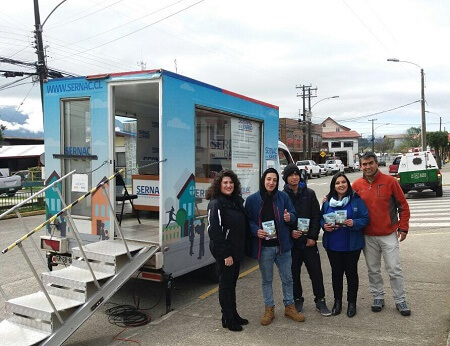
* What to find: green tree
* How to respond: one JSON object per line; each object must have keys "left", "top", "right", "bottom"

{"left": 376, "top": 136, "right": 395, "bottom": 154}
{"left": 427, "top": 131, "right": 449, "bottom": 167}
{"left": 397, "top": 127, "right": 421, "bottom": 152}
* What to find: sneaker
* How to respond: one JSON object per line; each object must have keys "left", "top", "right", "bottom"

{"left": 396, "top": 301, "right": 411, "bottom": 316}
{"left": 294, "top": 298, "right": 304, "bottom": 313}
{"left": 371, "top": 298, "right": 385, "bottom": 312}
{"left": 315, "top": 298, "right": 332, "bottom": 316}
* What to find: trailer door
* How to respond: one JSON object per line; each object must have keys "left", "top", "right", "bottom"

{"left": 61, "top": 98, "right": 92, "bottom": 217}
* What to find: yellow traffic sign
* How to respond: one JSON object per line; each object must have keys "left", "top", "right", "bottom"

{"left": 320, "top": 151, "right": 326, "bottom": 158}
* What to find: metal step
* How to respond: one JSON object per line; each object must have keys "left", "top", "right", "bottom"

{"left": 0, "top": 320, "right": 50, "bottom": 346}
{"left": 41, "top": 245, "right": 159, "bottom": 346}
{"left": 6, "top": 291, "right": 82, "bottom": 325}
{"left": 72, "top": 240, "right": 144, "bottom": 263}
{"left": 42, "top": 266, "right": 114, "bottom": 302}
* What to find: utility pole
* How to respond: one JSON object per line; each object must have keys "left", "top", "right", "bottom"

{"left": 369, "top": 118, "right": 377, "bottom": 152}
{"left": 420, "top": 68, "right": 426, "bottom": 150}
{"left": 296, "top": 84, "right": 316, "bottom": 159}
{"left": 307, "top": 87, "right": 317, "bottom": 158}
{"left": 33, "top": 0, "right": 46, "bottom": 112}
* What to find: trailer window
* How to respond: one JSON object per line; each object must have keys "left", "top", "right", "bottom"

{"left": 195, "top": 107, "right": 261, "bottom": 200}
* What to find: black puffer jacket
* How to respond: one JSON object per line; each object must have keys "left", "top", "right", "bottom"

{"left": 207, "top": 194, "right": 246, "bottom": 261}
{"left": 283, "top": 183, "right": 321, "bottom": 247}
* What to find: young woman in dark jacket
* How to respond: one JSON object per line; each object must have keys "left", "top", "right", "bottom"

{"left": 321, "top": 172, "right": 369, "bottom": 318}
{"left": 206, "top": 169, "right": 248, "bottom": 332}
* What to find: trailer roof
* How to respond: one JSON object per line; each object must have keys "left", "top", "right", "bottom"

{"left": 82, "top": 69, "right": 279, "bottom": 110}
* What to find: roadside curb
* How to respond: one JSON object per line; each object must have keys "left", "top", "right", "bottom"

{"left": 0, "top": 210, "right": 45, "bottom": 220}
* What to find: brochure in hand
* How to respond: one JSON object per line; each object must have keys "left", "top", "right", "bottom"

{"left": 335, "top": 210, "right": 347, "bottom": 225}
{"left": 297, "top": 218, "right": 310, "bottom": 234}
{"left": 323, "top": 212, "right": 336, "bottom": 226}
{"left": 262, "top": 220, "right": 277, "bottom": 239}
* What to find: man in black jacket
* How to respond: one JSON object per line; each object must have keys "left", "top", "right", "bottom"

{"left": 283, "top": 163, "right": 331, "bottom": 316}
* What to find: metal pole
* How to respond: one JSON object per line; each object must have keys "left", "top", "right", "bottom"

{"left": 421, "top": 68, "right": 426, "bottom": 150}
{"left": 302, "top": 86, "right": 306, "bottom": 159}
{"left": 33, "top": 0, "right": 46, "bottom": 113}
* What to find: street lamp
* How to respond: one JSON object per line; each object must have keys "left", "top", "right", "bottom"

{"left": 308, "top": 95, "right": 339, "bottom": 158}
{"left": 369, "top": 120, "right": 390, "bottom": 152}
{"left": 425, "top": 111, "right": 442, "bottom": 132}
{"left": 387, "top": 58, "right": 426, "bottom": 150}
{"left": 311, "top": 95, "right": 339, "bottom": 110}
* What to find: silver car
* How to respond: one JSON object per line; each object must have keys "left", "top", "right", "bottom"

{"left": 318, "top": 163, "right": 332, "bottom": 176}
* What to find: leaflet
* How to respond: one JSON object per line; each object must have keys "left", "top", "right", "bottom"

{"left": 262, "top": 220, "right": 277, "bottom": 239}
{"left": 335, "top": 210, "right": 347, "bottom": 225}
{"left": 297, "top": 218, "right": 310, "bottom": 234}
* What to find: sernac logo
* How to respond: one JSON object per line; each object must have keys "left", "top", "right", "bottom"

{"left": 238, "top": 119, "right": 253, "bottom": 132}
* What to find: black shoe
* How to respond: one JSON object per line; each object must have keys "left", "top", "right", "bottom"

{"left": 294, "top": 297, "right": 304, "bottom": 313}
{"left": 223, "top": 318, "right": 243, "bottom": 332}
{"left": 315, "top": 298, "right": 332, "bottom": 316}
{"left": 347, "top": 302, "right": 356, "bottom": 318}
{"left": 332, "top": 299, "right": 342, "bottom": 316}
{"left": 233, "top": 312, "right": 249, "bottom": 325}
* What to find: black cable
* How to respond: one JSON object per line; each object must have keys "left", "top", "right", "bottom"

{"left": 104, "top": 302, "right": 151, "bottom": 327}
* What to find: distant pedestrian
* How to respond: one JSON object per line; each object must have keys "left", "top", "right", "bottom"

{"left": 206, "top": 169, "right": 248, "bottom": 331}
{"left": 321, "top": 172, "right": 369, "bottom": 317}
{"left": 352, "top": 152, "right": 411, "bottom": 316}
{"left": 282, "top": 163, "right": 331, "bottom": 316}
{"left": 245, "top": 168, "right": 305, "bottom": 326}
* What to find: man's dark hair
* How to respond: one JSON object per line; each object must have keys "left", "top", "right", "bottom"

{"left": 360, "top": 151, "right": 378, "bottom": 163}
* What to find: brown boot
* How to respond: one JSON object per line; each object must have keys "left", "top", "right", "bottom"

{"left": 285, "top": 304, "right": 305, "bottom": 322}
{"left": 260, "top": 306, "right": 275, "bottom": 326}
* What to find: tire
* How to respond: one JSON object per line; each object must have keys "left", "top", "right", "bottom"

{"left": 436, "top": 186, "right": 443, "bottom": 197}
{"left": 7, "top": 192, "right": 16, "bottom": 197}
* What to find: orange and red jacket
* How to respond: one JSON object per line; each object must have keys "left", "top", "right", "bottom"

{"left": 352, "top": 170, "right": 410, "bottom": 236}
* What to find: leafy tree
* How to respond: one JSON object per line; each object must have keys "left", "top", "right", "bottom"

{"left": 427, "top": 131, "right": 449, "bottom": 167}
{"left": 376, "top": 136, "right": 395, "bottom": 154}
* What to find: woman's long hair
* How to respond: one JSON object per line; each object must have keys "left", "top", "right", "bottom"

{"left": 327, "top": 172, "right": 353, "bottom": 201}
{"left": 205, "top": 169, "right": 242, "bottom": 200}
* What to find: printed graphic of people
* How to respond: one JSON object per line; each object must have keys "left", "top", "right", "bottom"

{"left": 189, "top": 219, "right": 195, "bottom": 256}
{"left": 194, "top": 220, "right": 205, "bottom": 259}
{"left": 166, "top": 206, "right": 176, "bottom": 228}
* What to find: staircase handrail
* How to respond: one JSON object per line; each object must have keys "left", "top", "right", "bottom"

{"left": 1, "top": 168, "right": 126, "bottom": 255}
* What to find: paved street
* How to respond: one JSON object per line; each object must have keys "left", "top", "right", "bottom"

{"left": 0, "top": 165, "right": 449, "bottom": 345}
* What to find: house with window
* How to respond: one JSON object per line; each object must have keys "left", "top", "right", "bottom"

{"left": 320, "top": 117, "right": 361, "bottom": 165}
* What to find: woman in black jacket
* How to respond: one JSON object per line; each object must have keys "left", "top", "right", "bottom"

{"left": 206, "top": 169, "right": 248, "bottom": 331}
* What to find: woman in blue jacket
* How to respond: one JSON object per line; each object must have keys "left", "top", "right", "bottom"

{"left": 321, "top": 172, "right": 369, "bottom": 318}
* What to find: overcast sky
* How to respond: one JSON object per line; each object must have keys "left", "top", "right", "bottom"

{"left": 1, "top": 0, "right": 449, "bottom": 138}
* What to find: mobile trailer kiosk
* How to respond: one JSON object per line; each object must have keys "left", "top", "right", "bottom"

{"left": 42, "top": 69, "right": 284, "bottom": 302}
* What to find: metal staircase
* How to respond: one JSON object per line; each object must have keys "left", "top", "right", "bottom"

{"left": 0, "top": 240, "right": 159, "bottom": 346}
{"left": 0, "top": 169, "right": 160, "bottom": 345}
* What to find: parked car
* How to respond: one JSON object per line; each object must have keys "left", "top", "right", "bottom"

{"left": 0, "top": 171, "right": 22, "bottom": 196}
{"left": 353, "top": 161, "right": 360, "bottom": 171}
{"left": 325, "top": 159, "right": 344, "bottom": 174}
{"left": 389, "top": 156, "right": 401, "bottom": 175}
{"left": 296, "top": 160, "right": 321, "bottom": 179}
{"left": 318, "top": 163, "right": 332, "bottom": 176}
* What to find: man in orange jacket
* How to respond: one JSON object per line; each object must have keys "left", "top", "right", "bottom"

{"left": 352, "top": 152, "right": 411, "bottom": 316}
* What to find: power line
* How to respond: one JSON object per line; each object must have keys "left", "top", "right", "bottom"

{"left": 52, "top": 0, "right": 205, "bottom": 63}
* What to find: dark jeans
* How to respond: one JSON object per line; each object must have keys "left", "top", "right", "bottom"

{"left": 326, "top": 249, "right": 361, "bottom": 303}
{"left": 218, "top": 260, "right": 241, "bottom": 319}
{"left": 291, "top": 245, "right": 326, "bottom": 302}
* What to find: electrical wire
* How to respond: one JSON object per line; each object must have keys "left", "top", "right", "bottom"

{"left": 104, "top": 303, "right": 151, "bottom": 327}
{"left": 16, "top": 82, "right": 36, "bottom": 111}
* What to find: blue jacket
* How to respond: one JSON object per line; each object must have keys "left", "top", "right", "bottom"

{"left": 245, "top": 190, "right": 296, "bottom": 259}
{"left": 321, "top": 193, "right": 369, "bottom": 251}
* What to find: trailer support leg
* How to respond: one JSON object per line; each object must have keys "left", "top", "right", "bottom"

{"left": 164, "top": 274, "right": 173, "bottom": 314}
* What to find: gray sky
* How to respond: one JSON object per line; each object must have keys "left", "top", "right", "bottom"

{"left": 1, "top": 0, "right": 449, "bottom": 138}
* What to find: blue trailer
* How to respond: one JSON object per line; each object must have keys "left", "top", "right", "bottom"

{"left": 42, "top": 69, "right": 285, "bottom": 281}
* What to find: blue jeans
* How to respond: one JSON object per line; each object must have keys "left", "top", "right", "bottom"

{"left": 259, "top": 246, "right": 294, "bottom": 307}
